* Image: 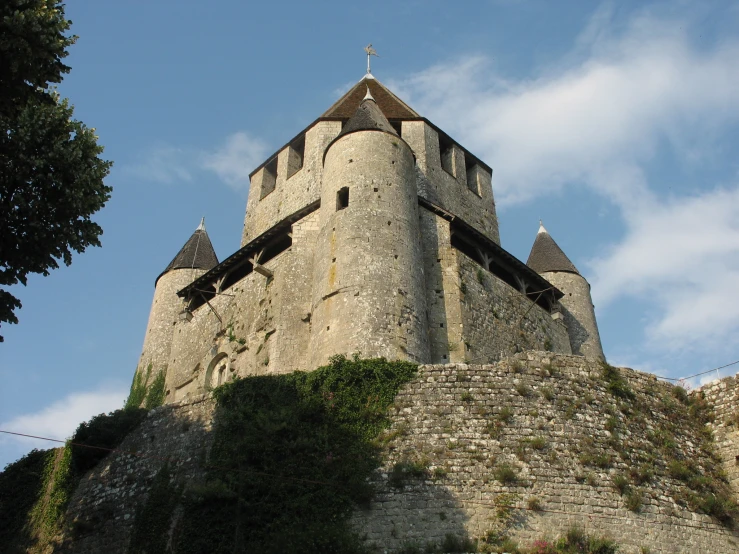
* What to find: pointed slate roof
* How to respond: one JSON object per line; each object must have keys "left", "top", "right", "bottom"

{"left": 526, "top": 222, "right": 580, "bottom": 275}
{"left": 335, "top": 86, "right": 398, "bottom": 140}
{"left": 322, "top": 74, "right": 419, "bottom": 120}
{"left": 157, "top": 218, "right": 219, "bottom": 284}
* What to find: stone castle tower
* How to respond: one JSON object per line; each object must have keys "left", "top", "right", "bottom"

{"left": 137, "top": 73, "right": 603, "bottom": 404}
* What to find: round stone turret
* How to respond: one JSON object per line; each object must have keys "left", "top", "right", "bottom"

{"left": 139, "top": 219, "right": 218, "bottom": 378}
{"left": 309, "top": 89, "right": 429, "bottom": 366}
{"left": 527, "top": 222, "right": 604, "bottom": 360}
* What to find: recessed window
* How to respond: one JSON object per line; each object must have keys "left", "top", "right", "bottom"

{"left": 336, "top": 187, "right": 349, "bottom": 211}
{"left": 439, "top": 133, "right": 455, "bottom": 176}
{"left": 465, "top": 152, "right": 480, "bottom": 195}
{"left": 287, "top": 135, "right": 305, "bottom": 179}
{"left": 260, "top": 158, "right": 278, "bottom": 200}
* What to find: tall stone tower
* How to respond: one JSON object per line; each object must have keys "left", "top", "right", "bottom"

{"left": 309, "top": 89, "right": 429, "bottom": 366}
{"left": 138, "top": 219, "right": 218, "bottom": 376}
{"left": 527, "top": 222, "right": 604, "bottom": 360}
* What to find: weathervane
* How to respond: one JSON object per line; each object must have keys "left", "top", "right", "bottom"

{"left": 364, "top": 44, "right": 378, "bottom": 74}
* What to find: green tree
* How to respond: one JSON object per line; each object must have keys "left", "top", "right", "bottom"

{"left": 0, "top": 1, "right": 112, "bottom": 341}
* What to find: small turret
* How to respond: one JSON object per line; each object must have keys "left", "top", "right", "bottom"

{"left": 527, "top": 222, "right": 604, "bottom": 360}
{"left": 138, "top": 218, "right": 218, "bottom": 384}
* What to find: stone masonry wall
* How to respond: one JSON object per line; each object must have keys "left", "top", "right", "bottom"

{"left": 354, "top": 354, "right": 739, "bottom": 553}
{"left": 241, "top": 121, "right": 341, "bottom": 246}
{"left": 59, "top": 395, "right": 215, "bottom": 554}
{"left": 402, "top": 120, "right": 500, "bottom": 245}
{"left": 56, "top": 355, "right": 739, "bottom": 553}
{"left": 542, "top": 271, "right": 604, "bottom": 360}
{"left": 458, "top": 254, "right": 571, "bottom": 363}
{"left": 165, "top": 211, "right": 321, "bottom": 403}
{"left": 698, "top": 374, "right": 739, "bottom": 500}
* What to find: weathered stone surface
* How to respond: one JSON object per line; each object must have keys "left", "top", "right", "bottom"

{"left": 58, "top": 356, "right": 739, "bottom": 553}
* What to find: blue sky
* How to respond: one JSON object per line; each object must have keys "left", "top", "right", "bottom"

{"left": 2, "top": 0, "right": 739, "bottom": 469}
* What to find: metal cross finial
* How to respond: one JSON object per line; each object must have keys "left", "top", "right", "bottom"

{"left": 364, "top": 44, "right": 379, "bottom": 74}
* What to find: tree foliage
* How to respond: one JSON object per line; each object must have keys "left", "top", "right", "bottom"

{"left": 0, "top": 1, "right": 112, "bottom": 340}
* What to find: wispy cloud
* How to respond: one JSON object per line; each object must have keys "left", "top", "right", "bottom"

{"left": 123, "top": 131, "right": 270, "bottom": 194}
{"left": 125, "top": 144, "right": 194, "bottom": 185}
{"left": 394, "top": 13, "right": 739, "bottom": 207}
{"left": 0, "top": 386, "right": 128, "bottom": 453}
{"left": 589, "top": 187, "right": 739, "bottom": 349}
{"left": 394, "top": 7, "right": 739, "bottom": 351}
{"left": 201, "top": 132, "right": 269, "bottom": 193}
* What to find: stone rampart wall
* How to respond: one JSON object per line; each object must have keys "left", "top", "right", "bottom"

{"left": 56, "top": 355, "right": 739, "bottom": 553}
{"left": 59, "top": 395, "right": 215, "bottom": 554}
{"left": 698, "top": 374, "right": 739, "bottom": 498}
{"left": 355, "top": 354, "right": 739, "bottom": 553}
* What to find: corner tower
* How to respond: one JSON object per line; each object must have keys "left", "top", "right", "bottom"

{"left": 139, "top": 219, "right": 218, "bottom": 377}
{"left": 527, "top": 222, "right": 604, "bottom": 360}
{"left": 309, "top": 88, "right": 429, "bottom": 366}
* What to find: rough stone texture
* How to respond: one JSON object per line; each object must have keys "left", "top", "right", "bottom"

{"left": 138, "top": 76, "right": 602, "bottom": 406}
{"left": 354, "top": 354, "right": 739, "bottom": 553}
{"left": 241, "top": 120, "right": 341, "bottom": 246}
{"left": 698, "top": 374, "right": 739, "bottom": 499}
{"left": 310, "top": 129, "right": 429, "bottom": 367}
{"left": 402, "top": 120, "right": 500, "bottom": 245}
{"left": 59, "top": 395, "right": 215, "bottom": 554}
{"left": 542, "top": 271, "right": 604, "bottom": 360}
{"left": 139, "top": 268, "right": 206, "bottom": 379}
{"left": 55, "top": 356, "right": 739, "bottom": 553}
{"left": 458, "top": 254, "right": 571, "bottom": 362}
{"left": 420, "top": 210, "right": 466, "bottom": 364}
{"left": 163, "top": 211, "right": 320, "bottom": 402}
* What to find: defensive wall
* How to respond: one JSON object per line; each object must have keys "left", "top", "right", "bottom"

{"left": 699, "top": 375, "right": 739, "bottom": 499}
{"left": 53, "top": 354, "right": 739, "bottom": 553}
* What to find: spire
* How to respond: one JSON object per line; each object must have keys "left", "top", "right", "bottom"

{"left": 335, "top": 86, "right": 398, "bottom": 140}
{"left": 526, "top": 222, "right": 580, "bottom": 275}
{"left": 157, "top": 219, "right": 219, "bottom": 284}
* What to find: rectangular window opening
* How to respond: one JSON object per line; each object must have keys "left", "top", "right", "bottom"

{"left": 439, "top": 133, "right": 455, "bottom": 176}
{"left": 287, "top": 135, "right": 305, "bottom": 179}
{"left": 389, "top": 120, "right": 403, "bottom": 137}
{"left": 260, "top": 157, "right": 278, "bottom": 200}
{"left": 336, "top": 187, "right": 349, "bottom": 211}
{"left": 465, "top": 152, "right": 481, "bottom": 195}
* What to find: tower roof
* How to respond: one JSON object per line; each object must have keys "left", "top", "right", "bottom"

{"left": 156, "top": 218, "right": 219, "bottom": 284}
{"left": 526, "top": 222, "right": 580, "bottom": 275}
{"left": 322, "top": 75, "right": 419, "bottom": 120}
{"left": 335, "top": 86, "right": 398, "bottom": 139}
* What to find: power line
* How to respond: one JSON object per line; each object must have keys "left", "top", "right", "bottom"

{"left": 658, "top": 359, "right": 739, "bottom": 383}
{"left": 0, "top": 429, "right": 731, "bottom": 534}
{"left": 0, "top": 429, "right": 336, "bottom": 487}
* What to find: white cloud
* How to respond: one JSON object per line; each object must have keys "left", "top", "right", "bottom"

{"left": 395, "top": 13, "right": 739, "bottom": 207}
{"left": 393, "top": 8, "right": 739, "bottom": 351}
{"left": 126, "top": 145, "right": 194, "bottom": 184}
{"left": 0, "top": 386, "right": 128, "bottom": 452}
{"left": 201, "top": 132, "right": 269, "bottom": 193}
{"left": 589, "top": 186, "right": 739, "bottom": 348}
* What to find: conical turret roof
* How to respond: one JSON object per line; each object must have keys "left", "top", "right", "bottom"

{"left": 526, "top": 222, "right": 580, "bottom": 275}
{"left": 157, "top": 218, "right": 219, "bottom": 284}
{"left": 335, "top": 86, "right": 398, "bottom": 140}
